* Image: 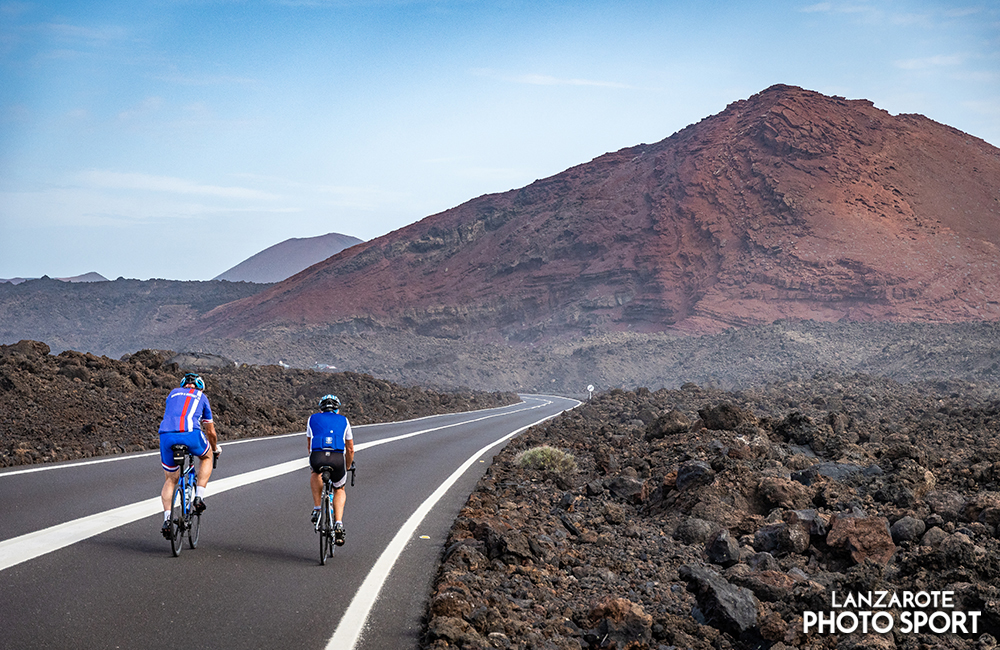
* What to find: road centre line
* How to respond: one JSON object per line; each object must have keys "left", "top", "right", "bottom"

{"left": 0, "top": 398, "right": 555, "bottom": 572}
{"left": 325, "top": 403, "right": 579, "bottom": 650}
{"left": 0, "top": 399, "right": 538, "bottom": 478}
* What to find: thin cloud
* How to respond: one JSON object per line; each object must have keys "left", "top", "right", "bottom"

{"left": 269, "top": 0, "right": 444, "bottom": 7}
{"left": 798, "top": 2, "right": 930, "bottom": 27}
{"left": 963, "top": 98, "right": 1000, "bottom": 118}
{"left": 799, "top": 3, "right": 870, "bottom": 15}
{"left": 1, "top": 2, "right": 33, "bottom": 18}
{"left": 78, "top": 170, "right": 281, "bottom": 200}
{"left": 156, "top": 70, "right": 259, "bottom": 87}
{"left": 515, "top": 73, "right": 632, "bottom": 89}
{"left": 117, "top": 96, "right": 163, "bottom": 121}
{"left": 473, "top": 68, "right": 632, "bottom": 89}
{"left": 1, "top": 103, "right": 31, "bottom": 123}
{"left": 231, "top": 172, "right": 409, "bottom": 210}
{"left": 894, "top": 54, "right": 964, "bottom": 70}
{"left": 943, "top": 7, "right": 986, "bottom": 19}
{"left": 43, "top": 22, "right": 129, "bottom": 44}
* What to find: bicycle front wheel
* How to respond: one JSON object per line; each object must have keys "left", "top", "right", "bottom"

{"left": 188, "top": 512, "right": 200, "bottom": 549}
{"left": 186, "top": 475, "right": 200, "bottom": 549}
{"left": 170, "top": 486, "right": 184, "bottom": 557}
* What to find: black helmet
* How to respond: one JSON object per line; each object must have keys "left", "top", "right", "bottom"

{"left": 319, "top": 394, "right": 341, "bottom": 412}
{"left": 181, "top": 373, "right": 205, "bottom": 390}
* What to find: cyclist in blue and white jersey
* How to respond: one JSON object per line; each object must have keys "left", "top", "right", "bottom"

{"left": 307, "top": 394, "right": 354, "bottom": 546}
{"left": 158, "top": 372, "right": 220, "bottom": 538}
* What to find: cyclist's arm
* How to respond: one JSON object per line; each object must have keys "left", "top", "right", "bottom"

{"left": 203, "top": 420, "right": 218, "bottom": 453}
{"left": 345, "top": 438, "right": 354, "bottom": 471}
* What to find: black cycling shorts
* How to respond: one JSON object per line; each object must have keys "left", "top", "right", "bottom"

{"left": 310, "top": 450, "right": 347, "bottom": 488}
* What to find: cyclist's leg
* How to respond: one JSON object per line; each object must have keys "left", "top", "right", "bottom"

{"left": 159, "top": 434, "right": 182, "bottom": 512}
{"left": 310, "top": 471, "right": 323, "bottom": 508}
{"left": 332, "top": 485, "right": 346, "bottom": 546}
{"left": 333, "top": 486, "right": 346, "bottom": 522}
{"left": 328, "top": 452, "right": 348, "bottom": 521}
{"left": 161, "top": 468, "right": 180, "bottom": 511}
{"left": 195, "top": 451, "right": 213, "bottom": 491}
{"left": 308, "top": 450, "right": 328, "bottom": 508}
{"left": 191, "top": 430, "right": 212, "bottom": 488}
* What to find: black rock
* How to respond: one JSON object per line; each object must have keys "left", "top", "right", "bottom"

{"left": 679, "top": 564, "right": 759, "bottom": 635}
{"left": 706, "top": 529, "right": 740, "bottom": 568}
{"left": 676, "top": 460, "right": 715, "bottom": 491}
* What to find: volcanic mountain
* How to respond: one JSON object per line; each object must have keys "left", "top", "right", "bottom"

{"left": 196, "top": 85, "right": 1000, "bottom": 342}
{"left": 213, "top": 232, "right": 362, "bottom": 283}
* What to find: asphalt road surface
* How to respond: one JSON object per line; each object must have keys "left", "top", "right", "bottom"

{"left": 0, "top": 394, "right": 580, "bottom": 649}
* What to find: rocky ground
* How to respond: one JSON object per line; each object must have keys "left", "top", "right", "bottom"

{"left": 200, "top": 320, "right": 1000, "bottom": 395}
{"left": 3, "top": 276, "right": 999, "bottom": 396}
{"left": 6, "top": 336, "right": 1000, "bottom": 650}
{"left": 0, "top": 340, "right": 517, "bottom": 467}
{"left": 422, "top": 374, "right": 1000, "bottom": 650}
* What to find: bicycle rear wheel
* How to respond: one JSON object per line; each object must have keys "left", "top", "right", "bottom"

{"left": 170, "top": 485, "right": 184, "bottom": 557}
{"left": 319, "top": 493, "right": 333, "bottom": 565}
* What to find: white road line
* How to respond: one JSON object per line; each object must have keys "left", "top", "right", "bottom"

{"left": 325, "top": 403, "right": 579, "bottom": 650}
{"left": 0, "top": 399, "right": 558, "bottom": 572}
{"left": 0, "top": 400, "right": 537, "bottom": 478}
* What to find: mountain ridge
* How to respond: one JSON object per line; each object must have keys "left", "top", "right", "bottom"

{"left": 1, "top": 272, "right": 109, "bottom": 285}
{"left": 194, "top": 84, "right": 1000, "bottom": 342}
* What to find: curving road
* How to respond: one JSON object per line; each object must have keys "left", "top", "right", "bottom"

{"left": 0, "top": 394, "right": 579, "bottom": 649}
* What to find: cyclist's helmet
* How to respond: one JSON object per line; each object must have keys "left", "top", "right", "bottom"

{"left": 181, "top": 373, "right": 205, "bottom": 391}
{"left": 319, "top": 394, "right": 341, "bottom": 412}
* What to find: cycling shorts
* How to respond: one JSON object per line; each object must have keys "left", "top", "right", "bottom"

{"left": 310, "top": 450, "right": 347, "bottom": 488}
{"left": 159, "top": 430, "right": 210, "bottom": 472}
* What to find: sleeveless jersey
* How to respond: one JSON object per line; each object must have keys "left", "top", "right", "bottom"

{"left": 307, "top": 411, "right": 352, "bottom": 452}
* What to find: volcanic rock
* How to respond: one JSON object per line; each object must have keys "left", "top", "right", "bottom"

{"left": 705, "top": 528, "right": 741, "bottom": 568}
{"left": 645, "top": 409, "right": 691, "bottom": 439}
{"left": 0, "top": 340, "right": 516, "bottom": 467}
{"left": 826, "top": 513, "right": 896, "bottom": 565}
{"left": 680, "top": 564, "right": 759, "bottom": 635}
{"left": 890, "top": 515, "right": 926, "bottom": 543}
{"left": 422, "top": 374, "right": 1000, "bottom": 649}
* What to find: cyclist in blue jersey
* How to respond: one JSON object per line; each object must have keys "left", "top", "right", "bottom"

{"left": 158, "top": 372, "right": 220, "bottom": 538}
{"left": 308, "top": 394, "right": 354, "bottom": 545}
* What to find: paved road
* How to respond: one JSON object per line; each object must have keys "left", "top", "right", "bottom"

{"left": 0, "top": 394, "right": 580, "bottom": 649}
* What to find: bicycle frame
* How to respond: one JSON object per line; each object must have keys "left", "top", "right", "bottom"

{"left": 317, "top": 469, "right": 336, "bottom": 565}
{"left": 316, "top": 463, "right": 354, "bottom": 565}
{"left": 168, "top": 445, "right": 201, "bottom": 556}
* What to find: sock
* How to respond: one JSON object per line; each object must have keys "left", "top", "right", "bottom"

{"left": 313, "top": 506, "right": 320, "bottom": 511}
{"left": 163, "top": 511, "right": 171, "bottom": 521}
{"left": 196, "top": 486, "right": 207, "bottom": 499}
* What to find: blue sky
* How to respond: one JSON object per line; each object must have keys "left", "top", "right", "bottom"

{"left": 1, "top": 0, "right": 998, "bottom": 281}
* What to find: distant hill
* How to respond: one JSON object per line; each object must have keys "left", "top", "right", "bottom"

{"left": 213, "top": 232, "right": 363, "bottom": 283}
{"left": 61, "top": 272, "right": 109, "bottom": 283}
{"left": 195, "top": 84, "right": 1000, "bottom": 342}
{"left": 0, "top": 277, "right": 269, "bottom": 358}
{"left": 1, "top": 272, "right": 109, "bottom": 285}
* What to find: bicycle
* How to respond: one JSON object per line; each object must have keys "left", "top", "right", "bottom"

{"left": 316, "top": 461, "right": 355, "bottom": 565}
{"left": 166, "top": 444, "right": 218, "bottom": 557}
